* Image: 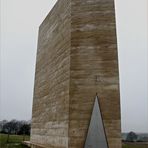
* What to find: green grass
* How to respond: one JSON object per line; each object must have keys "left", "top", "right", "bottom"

{"left": 0, "top": 134, "right": 30, "bottom": 148}
{"left": 0, "top": 134, "right": 148, "bottom": 148}
{"left": 123, "top": 144, "right": 148, "bottom": 148}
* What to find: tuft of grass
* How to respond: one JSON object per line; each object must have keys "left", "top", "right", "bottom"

{"left": 0, "top": 134, "right": 30, "bottom": 148}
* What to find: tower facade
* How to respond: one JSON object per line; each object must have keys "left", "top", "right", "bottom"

{"left": 31, "top": 0, "right": 121, "bottom": 148}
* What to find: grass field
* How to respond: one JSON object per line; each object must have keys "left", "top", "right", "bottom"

{"left": 0, "top": 134, "right": 30, "bottom": 148}
{"left": 123, "top": 143, "right": 148, "bottom": 148}
{"left": 0, "top": 134, "right": 148, "bottom": 148}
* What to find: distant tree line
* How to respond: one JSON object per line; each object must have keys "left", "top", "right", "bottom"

{"left": 0, "top": 119, "right": 31, "bottom": 142}
{"left": 126, "top": 132, "right": 138, "bottom": 142}
{"left": 123, "top": 131, "right": 148, "bottom": 142}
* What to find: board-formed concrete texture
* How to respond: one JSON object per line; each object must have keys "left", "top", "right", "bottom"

{"left": 31, "top": 0, "right": 121, "bottom": 148}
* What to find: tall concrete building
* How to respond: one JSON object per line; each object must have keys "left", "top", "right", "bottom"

{"left": 31, "top": 0, "right": 121, "bottom": 147}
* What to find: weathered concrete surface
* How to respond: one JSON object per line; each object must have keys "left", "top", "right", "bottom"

{"left": 31, "top": 0, "right": 71, "bottom": 147}
{"left": 31, "top": 0, "right": 121, "bottom": 147}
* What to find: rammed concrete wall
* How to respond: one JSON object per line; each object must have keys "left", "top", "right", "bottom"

{"left": 31, "top": 0, "right": 71, "bottom": 147}
{"left": 31, "top": 0, "right": 121, "bottom": 148}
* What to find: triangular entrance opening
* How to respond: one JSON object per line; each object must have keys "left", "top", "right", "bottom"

{"left": 84, "top": 96, "right": 109, "bottom": 148}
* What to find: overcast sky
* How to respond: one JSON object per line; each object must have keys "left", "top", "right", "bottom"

{"left": 0, "top": 0, "right": 148, "bottom": 133}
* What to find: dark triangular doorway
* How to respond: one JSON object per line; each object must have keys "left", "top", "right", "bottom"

{"left": 84, "top": 96, "right": 108, "bottom": 148}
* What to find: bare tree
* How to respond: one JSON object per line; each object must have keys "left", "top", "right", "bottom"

{"left": 0, "top": 120, "right": 8, "bottom": 132}
{"left": 0, "top": 119, "right": 31, "bottom": 142}
{"left": 19, "top": 121, "right": 31, "bottom": 141}
{"left": 2, "top": 120, "right": 18, "bottom": 142}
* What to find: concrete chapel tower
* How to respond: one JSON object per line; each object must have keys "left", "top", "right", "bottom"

{"left": 31, "top": 0, "right": 122, "bottom": 147}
